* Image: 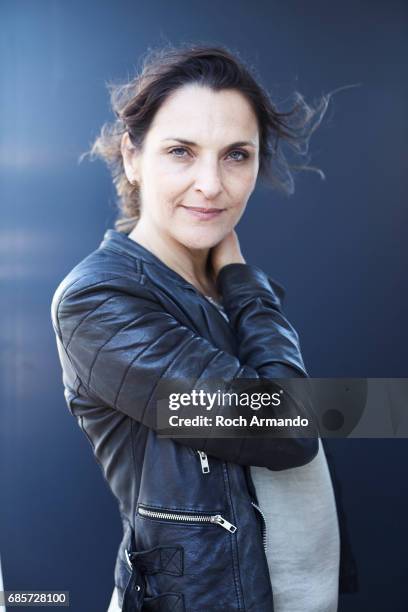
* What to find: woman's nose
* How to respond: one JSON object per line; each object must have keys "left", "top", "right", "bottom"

{"left": 193, "top": 159, "right": 223, "bottom": 200}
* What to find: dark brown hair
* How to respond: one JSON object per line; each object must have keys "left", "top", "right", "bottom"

{"left": 81, "top": 42, "right": 340, "bottom": 233}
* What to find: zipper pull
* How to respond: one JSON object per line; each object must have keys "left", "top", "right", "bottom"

{"left": 211, "top": 514, "right": 237, "bottom": 533}
{"left": 197, "top": 450, "right": 210, "bottom": 473}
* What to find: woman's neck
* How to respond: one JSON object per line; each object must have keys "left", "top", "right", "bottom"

{"left": 128, "top": 221, "right": 219, "bottom": 299}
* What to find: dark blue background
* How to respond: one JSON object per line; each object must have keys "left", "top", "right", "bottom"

{"left": 1, "top": 1, "right": 407, "bottom": 610}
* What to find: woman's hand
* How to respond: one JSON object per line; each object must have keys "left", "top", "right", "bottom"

{"left": 210, "top": 230, "right": 246, "bottom": 279}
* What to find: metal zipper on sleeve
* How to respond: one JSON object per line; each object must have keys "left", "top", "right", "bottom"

{"left": 197, "top": 450, "right": 210, "bottom": 473}
{"left": 251, "top": 500, "right": 267, "bottom": 553}
{"left": 137, "top": 505, "right": 237, "bottom": 533}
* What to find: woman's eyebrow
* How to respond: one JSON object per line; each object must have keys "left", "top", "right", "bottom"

{"left": 161, "top": 137, "right": 257, "bottom": 148}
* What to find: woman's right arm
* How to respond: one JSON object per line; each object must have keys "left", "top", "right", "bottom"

{"left": 52, "top": 264, "right": 318, "bottom": 470}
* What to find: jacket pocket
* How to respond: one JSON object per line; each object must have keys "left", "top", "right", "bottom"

{"left": 134, "top": 504, "right": 241, "bottom": 610}
{"left": 137, "top": 503, "right": 236, "bottom": 532}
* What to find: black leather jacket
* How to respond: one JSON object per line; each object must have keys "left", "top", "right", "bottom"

{"left": 51, "top": 229, "right": 358, "bottom": 611}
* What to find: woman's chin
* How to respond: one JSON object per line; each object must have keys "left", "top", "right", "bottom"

{"left": 177, "top": 228, "right": 227, "bottom": 251}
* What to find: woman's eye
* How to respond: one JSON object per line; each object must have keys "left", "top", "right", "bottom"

{"left": 168, "top": 147, "right": 249, "bottom": 162}
{"left": 228, "top": 150, "right": 249, "bottom": 162}
{"left": 169, "top": 147, "right": 189, "bottom": 158}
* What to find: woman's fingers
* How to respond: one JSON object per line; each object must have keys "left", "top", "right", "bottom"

{"left": 211, "top": 230, "right": 246, "bottom": 277}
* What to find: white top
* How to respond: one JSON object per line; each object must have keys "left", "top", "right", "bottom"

{"left": 107, "top": 587, "right": 121, "bottom": 612}
{"left": 205, "top": 295, "right": 340, "bottom": 612}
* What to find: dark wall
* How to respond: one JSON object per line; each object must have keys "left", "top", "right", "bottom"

{"left": 1, "top": 1, "right": 407, "bottom": 610}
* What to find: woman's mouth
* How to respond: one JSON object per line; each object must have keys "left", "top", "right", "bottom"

{"left": 181, "top": 206, "right": 225, "bottom": 220}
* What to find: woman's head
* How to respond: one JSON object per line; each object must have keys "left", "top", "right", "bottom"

{"left": 84, "top": 43, "right": 333, "bottom": 239}
{"left": 120, "top": 83, "right": 259, "bottom": 251}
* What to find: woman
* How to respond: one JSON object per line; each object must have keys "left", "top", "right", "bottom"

{"left": 51, "top": 44, "right": 358, "bottom": 611}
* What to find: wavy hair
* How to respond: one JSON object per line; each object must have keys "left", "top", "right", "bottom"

{"left": 80, "top": 42, "right": 352, "bottom": 233}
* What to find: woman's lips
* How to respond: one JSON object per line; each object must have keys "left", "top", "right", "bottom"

{"left": 181, "top": 206, "right": 225, "bottom": 220}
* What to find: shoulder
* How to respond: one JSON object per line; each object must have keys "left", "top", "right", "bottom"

{"left": 50, "top": 245, "right": 157, "bottom": 338}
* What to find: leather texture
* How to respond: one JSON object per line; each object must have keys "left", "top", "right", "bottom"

{"left": 51, "top": 229, "right": 358, "bottom": 611}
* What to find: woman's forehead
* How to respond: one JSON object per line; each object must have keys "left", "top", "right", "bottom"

{"left": 147, "top": 85, "right": 259, "bottom": 145}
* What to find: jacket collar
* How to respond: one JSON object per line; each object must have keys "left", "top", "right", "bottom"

{"left": 99, "top": 229, "right": 199, "bottom": 292}
{"left": 100, "top": 228, "right": 287, "bottom": 302}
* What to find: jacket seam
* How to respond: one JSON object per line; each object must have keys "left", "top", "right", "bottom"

{"left": 223, "top": 463, "right": 245, "bottom": 611}
{"left": 87, "top": 311, "right": 151, "bottom": 388}
{"left": 63, "top": 340, "right": 110, "bottom": 406}
{"left": 58, "top": 275, "right": 90, "bottom": 304}
{"left": 54, "top": 277, "right": 87, "bottom": 340}
{"left": 78, "top": 414, "right": 96, "bottom": 452}
{"left": 139, "top": 334, "right": 200, "bottom": 424}
{"left": 113, "top": 324, "right": 179, "bottom": 411}
{"left": 130, "top": 419, "right": 138, "bottom": 522}
{"left": 58, "top": 274, "right": 128, "bottom": 303}
{"left": 101, "top": 245, "right": 146, "bottom": 270}
{"left": 56, "top": 334, "right": 97, "bottom": 407}
{"left": 65, "top": 294, "right": 118, "bottom": 349}
{"left": 56, "top": 273, "right": 143, "bottom": 341}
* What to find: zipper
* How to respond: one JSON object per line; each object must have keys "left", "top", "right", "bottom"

{"left": 137, "top": 505, "right": 237, "bottom": 533}
{"left": 197, "top": 450, "right": 210, "bottom": 473}
{"left": 251, "top": 500, "right": 267, "bottom": 553}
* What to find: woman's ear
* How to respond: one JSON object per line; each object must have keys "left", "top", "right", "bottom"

{"left": 121, "top": 132, "right": 140, "bottom": 185}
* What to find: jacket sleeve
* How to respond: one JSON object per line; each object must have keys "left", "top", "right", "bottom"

{"left": 52, "top": 263, "right": 318, "bottom": 470}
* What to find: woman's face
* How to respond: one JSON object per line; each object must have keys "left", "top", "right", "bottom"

{"left": 122, "top": 84, "right": 260, "bottom": 251}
